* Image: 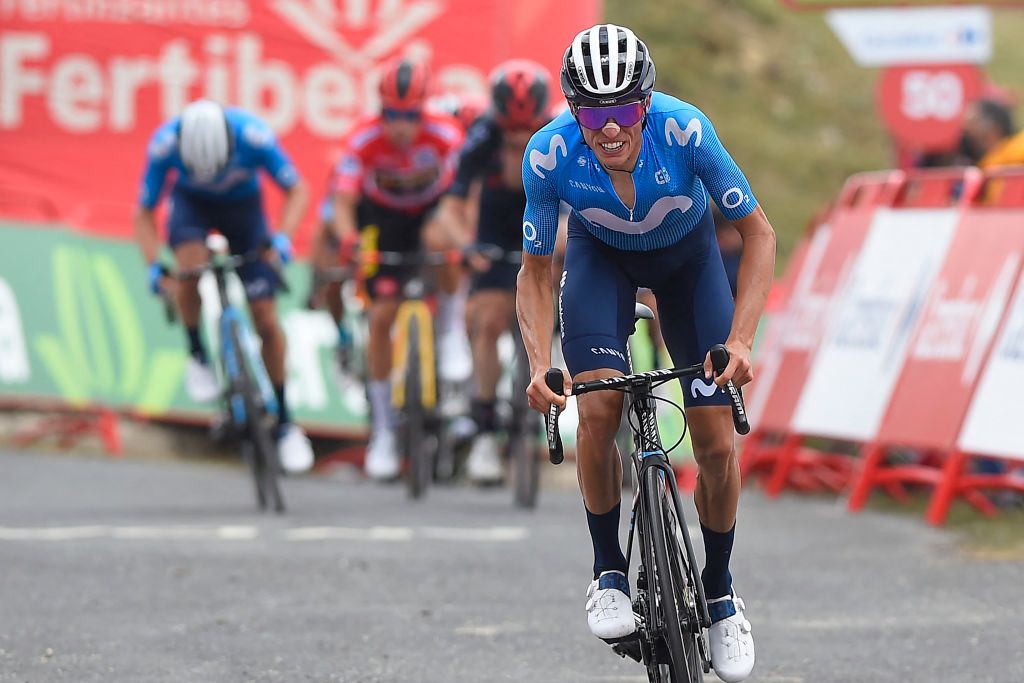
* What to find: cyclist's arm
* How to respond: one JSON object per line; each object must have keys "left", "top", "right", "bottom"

{"left": 518, "top": 137, "right": 568, "bottom": 410}
{"left": 435, "top": 192, "right": 477, "bottom": 248}
{"left": 134, "top": 126, "right": 174, "bottom": 264}
{"left": 276, "top": 178, "right": 309, "bottom": 239}
{"left": 331, "top": 191, "right": 360, "bottom": 245}
{"left": 438, "top": 118, "right": 494, "bottom": 247}
{"left": 686, "top": 106, "right": 775, "bottom": 384}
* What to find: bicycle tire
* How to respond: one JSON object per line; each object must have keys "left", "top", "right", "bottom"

{"left": 663, "top": 486, "right": 705, "bottom": 679}
{"left": 511, "top": 340, "right": 539, "bottom": 508}
{"left": 402, "top": 316, "right": 431, "bottom": 500}
{"left": 231, "top": 323, "right": 285, "bottom": 514}
{"left": 644, "top": 464, "right": 698, "bottom": 683}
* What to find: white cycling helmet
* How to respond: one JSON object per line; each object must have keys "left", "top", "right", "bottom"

{"left": 560, "top": 24, "right": 656, "bottom": 107}
{"left": 178, "top": 99, "right": 232, "bottom": 182}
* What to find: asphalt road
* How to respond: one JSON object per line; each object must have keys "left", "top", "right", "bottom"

{"left": 1, "top": 449, "right": 1021, "bottom": 683}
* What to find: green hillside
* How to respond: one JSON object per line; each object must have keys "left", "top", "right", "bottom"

{"left": 608, "top": 0, "right": 1024, "bottom": 264}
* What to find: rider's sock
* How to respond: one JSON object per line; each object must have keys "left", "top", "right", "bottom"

{"left": 700, "top": 522, "right": 735, "bottom": 602}
{"left": 586, "top": 502, "right": 628, "bottom": 578}
{"left": 436, "top": 287, "right": 466, "bottom": 336}
{"left": 368, "top": 380, "right": 394, "bottom": 433}
{"left": 186, "top": 326, "right": 207, "bottom": 363}
{"left": 471, "top": 399, "right": 497, "bottom": 433}
{"left": 274, "top": 384, "right": 290, "bottom": 427}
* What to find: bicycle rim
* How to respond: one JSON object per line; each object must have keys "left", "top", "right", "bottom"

{"left": 644, "top": 465, "right": 694, "bottom": 683}
{"left": 510, "top": 350, "right": 539, "bottom": 508}
{"left": 664, "top": 487, "right": 704, "bottom": 680}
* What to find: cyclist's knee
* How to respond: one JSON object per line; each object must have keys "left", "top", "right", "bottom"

{"left": 691, "top": 429, "right": 736, "bottom": 480}
{"left": 576, "top": 391, "right": 623, "bottom": 443}
{"left": 249, "top": 301, "right": 281, "bottom": 339}
{"left": 368, "top": 299, "right": 398, "bottom": 335}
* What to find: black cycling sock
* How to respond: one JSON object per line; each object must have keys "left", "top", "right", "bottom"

{"left": 274, "top": 384, "right": 290, "bottom": 428}
{"left": 700, "top": 522, "right": 735, "bottom": 601}
{"left": 471, "top": 399, "right": 498, "bottom": 433}
{"left": 186, "top": 326, "right": 207, "bottom": 363}
{"left": 586, "top": 502, "right": 628, "bottom": 578}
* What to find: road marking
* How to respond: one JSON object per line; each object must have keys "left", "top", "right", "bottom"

{"left": 454, "top": 625, "right": 503, "bottom": 637}
{"left": 0, "top": 526, "right": 107, "bottom": 541}
{"left": 284, "top": 526, "right": 415, "bottom": 542}
{"left": 0, "top": 525, "right": 529, "bottom": 543}
{"left": 420, "top": 526, "right": 527, "bottom": 542}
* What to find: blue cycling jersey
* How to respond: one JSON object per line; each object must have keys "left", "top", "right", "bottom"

{"left": 521, "top": 92, "right": 757, "bottom": 254}
{"left": 138, "top": 107, "right": 300, "bottom": 209}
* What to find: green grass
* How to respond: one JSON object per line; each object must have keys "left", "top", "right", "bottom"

{"left": 608, "top": 1, "right": 1024, "bottom": 266}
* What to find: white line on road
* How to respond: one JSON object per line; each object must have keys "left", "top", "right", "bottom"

{"left": 0, "top": 525, "right": 529, "bottom": 543}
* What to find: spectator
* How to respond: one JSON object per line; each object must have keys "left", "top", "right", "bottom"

{"left": 960, "top": 98, "right": 1024, "bottom": 169}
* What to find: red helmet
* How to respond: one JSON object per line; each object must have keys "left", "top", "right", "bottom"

{"left": 379, "top": 58, "right": 430, "bottom": 110}
{"left": 490, "top": 59, "right": 551, "bottom": 130}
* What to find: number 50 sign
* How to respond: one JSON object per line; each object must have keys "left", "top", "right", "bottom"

{"left": 878, "top": 64, "right": 985, "bottom": 150}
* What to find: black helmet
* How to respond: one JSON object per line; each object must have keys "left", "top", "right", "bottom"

{"left": 560, "top": 24, "right": 656, "bottom": 108}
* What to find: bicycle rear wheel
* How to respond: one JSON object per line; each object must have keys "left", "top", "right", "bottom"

{"left": 402, "top": 316, "right": 432, "bottom": 499}
{"left": 643, "top": 463, "right": 699, "bottom": 683}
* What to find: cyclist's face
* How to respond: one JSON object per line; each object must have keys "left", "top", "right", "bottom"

{"left": 579, "top": 105, "right": 645, "bottom": 172}
{"left": 381, "top": 108, "right": 422, "bottom": 149}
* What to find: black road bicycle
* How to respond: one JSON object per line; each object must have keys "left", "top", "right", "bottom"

{"left": 545, "top": 303, "right": 749, "bottom": 683}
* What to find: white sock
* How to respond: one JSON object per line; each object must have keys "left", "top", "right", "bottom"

{"left": 436, "top": 285, "right": 467, "bottom": 336}
{"left": 368, "top": 380, "right": 393, "bottom": 434}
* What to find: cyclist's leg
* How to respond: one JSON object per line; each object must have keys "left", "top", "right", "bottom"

{"left": 309, "top": 199, "right": 345, "bottom": 326}
{"left": 167, "top": 190, "right": 213, "bottom": 361}
{"left": 422, "top": 208, "right": 471, "bottom": 382}
{"left": 649, "top": 206, "right": 754, "bottom": 679}
{"left": 561, "top": 216, "right": 637, "bottom": 639}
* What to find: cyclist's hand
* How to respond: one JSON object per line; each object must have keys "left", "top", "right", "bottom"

{"left": 527, "top": 368, "right": 570, "bottom": 414}
{"left": 269, "top": 233, "right": 293, "bottom": 264}
{"left": 148, "top": 262, "right": 169, "bottom": 295}
{"left": 703, "top": 339, "right": 754, "bottom": 388}
{"left": 467, "top": 251, "right": 492, "bottom": 273}
{"left": 338, "top": 233, "right": 359, "bottom": 266}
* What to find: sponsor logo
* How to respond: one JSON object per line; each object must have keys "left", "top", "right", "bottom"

{"left": 580, "top": 194, "right": 693, "bottom": 235}
{"left": 690, "top": 378, "right": 718, "bottom": 398}
{"left": 654, "top": 168, "right": 670, "bottom": 185}
{"left": 577, "top": 155, "right": 588, "bottom": 167}
{"left": 558, "top": 270, "right": 566, "bottom": 339}
{"left": 665, "top": 116, "right": 702, "bottom": 148}
{"left": 522, "top": 221, "right": 538, "bottom": 242}
{"left": 0, "top": 277, "right": 30, "bottom": 383}
{"left": 721, "top": 187, "right": 749, "bottom": 210}
{"left": 568, "top": 179, "right": 605, "bottom": 193}
{"left": 590, "top": 347, "right": 626, "bottom": 362}
{"left": 529, "top": 134, "right": 567, "bottom": 179}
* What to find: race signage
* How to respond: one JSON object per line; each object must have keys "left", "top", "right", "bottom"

{"left": 877, "top": 64, "right": 984, "bottom": 150}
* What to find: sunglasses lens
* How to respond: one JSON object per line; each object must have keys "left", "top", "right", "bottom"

{"left": 383, "top": 108, "right": 421, "bottom": 121}
{"left": 576, "top": 102, "right": 644, "bottom": 130}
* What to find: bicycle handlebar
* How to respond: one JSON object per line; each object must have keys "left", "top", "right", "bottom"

{"left": 542, "top": 344, "right": 751, "bottom": 464}
{"left": 172, "top": 249, "right": 290, "bottom": 294}
{"left": 316, "top": 247, "right": 523, "bottom": 284}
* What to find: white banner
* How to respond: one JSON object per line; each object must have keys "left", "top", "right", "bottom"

{"left": 790, "top": 208, "right": 959, "bottom": 441}
{"left": 957, "top": 278, "right": 1024, "bottom": 462}
{"left": 826, "top": 7, "right": 991, "bottom": 67}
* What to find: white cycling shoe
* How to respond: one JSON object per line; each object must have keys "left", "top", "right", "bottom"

{"left": 707, "top": 592, "right": 756, "bottom": 683}
{"left": 185, "top": 357, "right": 220, "bottom": 403}
{"left": 364, "top": 428, "right": 400, "bottom": 481}
{"left": 277, "top": 423, "right": 314, "bottom": 474}
{"left": 586, "top": 570, "right": 637, "bottom": 641}
{"left": 466, "top": 434, "right": 504, "bottom": 484}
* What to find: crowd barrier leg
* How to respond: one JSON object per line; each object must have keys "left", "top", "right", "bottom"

{"left": 847, "top": 442, "right": 886, "bottom": 511}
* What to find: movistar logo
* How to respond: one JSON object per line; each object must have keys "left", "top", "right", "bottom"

{"left": 529, "top": 134, "right": 567, "bottom": 179}
{"left": 665, "top": 117, "right": 702, "bottom": 148}
{"left": 690, "top": 378, "right": 718, "bottom": 398}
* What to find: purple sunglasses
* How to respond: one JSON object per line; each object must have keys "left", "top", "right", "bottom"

{"left": 574, "top": 101, "right": 646, "bottom": 131}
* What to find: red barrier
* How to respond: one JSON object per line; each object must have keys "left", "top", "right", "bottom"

{"left": 847, "top": 170, "right": 1024, "bottom": 519}
{"left": 741, "top": 171, "right": 903, "bottom": 489}
{"left": 763, "top": 168, "right": 981, "bottom": 498}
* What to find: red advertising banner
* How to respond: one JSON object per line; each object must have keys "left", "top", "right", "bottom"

{"left": 0, "top": 0, "right": 598, "bottom": 250}
{"left": 747, "top": 172, "right": 901, "bottom": 433}
{"left": 876, "top": 205, "right": 1024, "bottom": 450}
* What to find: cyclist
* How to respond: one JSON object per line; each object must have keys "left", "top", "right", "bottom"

{"left": 134, "top": 99, "right": 315, "bottom": 474}
{"left": 435, "top": 59, "right": 552, "bottom": 484}
{"left": 329, "top": 58, "right": 465, "bottom": 480}
{"left": 517, "top": 25, "right": 775, "bottom": 682}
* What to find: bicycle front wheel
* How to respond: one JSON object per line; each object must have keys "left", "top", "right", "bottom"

{"left": 401, "top": 316, "right": 432, "bottom": 500}
{"left": 510, "top": 341, "right": 540, "bottom": 508}
{"left": 644, "top": 464, "right": 700, "bottom": 683}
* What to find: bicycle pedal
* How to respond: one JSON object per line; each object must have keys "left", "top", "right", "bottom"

{"left": 610, "top": 637, "right": 642, "bottom": 663}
